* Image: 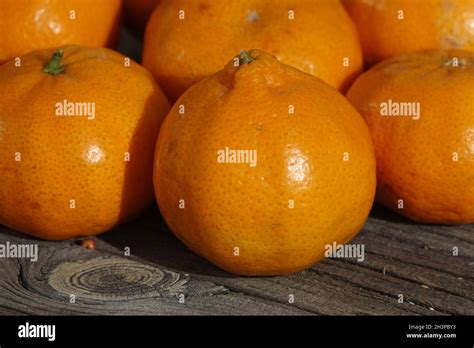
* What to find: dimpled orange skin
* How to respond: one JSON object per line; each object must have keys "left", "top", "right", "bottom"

{"left": 343, "top": 0, "right": 474, "bottom": 66}
{"left": 153, "top": 50, "right": 376, "bottom": 276}
{"left": 346, "top": 50, "right": 474, "bottom": 224}
{"left": 143, "top": 0, "right": 363, "bottom": 102}
{"left": 0, "top": 0, "right": 121, "bottom": 63}
{"left": 123, "top": 0, "right": 161, "bottom": 35}
{"left": 0, "top": 46, "right": 170, "bottom": 240}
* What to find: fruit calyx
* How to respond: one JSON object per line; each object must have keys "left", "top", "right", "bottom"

{"left": 43, "top": 50, "right": 65, "bottom": 75}
{"left": 238, "top": 50, "right": 255, "bottom": 66}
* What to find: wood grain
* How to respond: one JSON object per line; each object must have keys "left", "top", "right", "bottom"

{"left": 0, "top": 204, "right": 472, "bottom": 315}
{"left": 0, "top": 222, "right": 309, "bottom": 315}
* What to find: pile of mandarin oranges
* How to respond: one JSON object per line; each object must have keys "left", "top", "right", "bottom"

{"left": 0, "top": 0, "right": 472, "bottom": 275}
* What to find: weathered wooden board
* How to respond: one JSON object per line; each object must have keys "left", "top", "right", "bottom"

{"left": 0, "top": 204, "right": 472, "bottom": 315}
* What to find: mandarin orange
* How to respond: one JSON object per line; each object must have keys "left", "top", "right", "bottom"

{"left": 343, "top": 0, "right": 474, "bottom": 66}
{"left": 153, "top": 50, "right": 376, "bottom": 275}
{"left": 143, "top": 0, "right": 363, "bottom": 101}
{"left": 347, "top": 49, "right": 474, "bottom": 223}
{"left": 0, "top": 46, "right": 170, "bottom": 240}
{"left": 0, "top": 0, "right": 121, "bottom": 63}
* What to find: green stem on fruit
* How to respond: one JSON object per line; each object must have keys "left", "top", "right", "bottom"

{"left": 42, "top": 50, "right": 65, "bottom": 75}
{"left": 238, "top": 50, "right": 254, "bottom": 65}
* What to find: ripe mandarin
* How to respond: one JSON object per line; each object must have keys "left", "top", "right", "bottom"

{"left": 143, "top": 0, "right": 363, "bottom": 101}
{"left": 154, "top": 50, "right": 376, "bottom": 275}
{"left": 0, "top": 46, "right": 170, "bottom": 240}
{"left": 343, "top": 0, "right": 474, "bottom": 65}
{"left": 347, "top": 49, "right": 474, "bottom": 224}
{"left": 0, "top": 0, "right": 121, "bottom": 63}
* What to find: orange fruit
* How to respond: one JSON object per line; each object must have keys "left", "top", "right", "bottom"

{"left": 124, "top": 0, "right": 161, "bottom": 35}
{"left": 0, "top": 0, "right": 122, "bottom": 64}
{"left": 153, "top": 50, "right": 376, "bottom": 275}
{"left": 143, "top": 0, "right": 363, "bottom": 102}
{"left": 343, "top": 0, "right": 474, "bottom": 66}
{"left": 346, "top": 49, "right": 474, "bottom": 224}
{"left": 0, "top": 45, "right": 170, "bottom": 240}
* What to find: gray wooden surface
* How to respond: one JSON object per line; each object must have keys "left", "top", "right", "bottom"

{"left": 0, "top": 204, "right": 473, "bottom": 315}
